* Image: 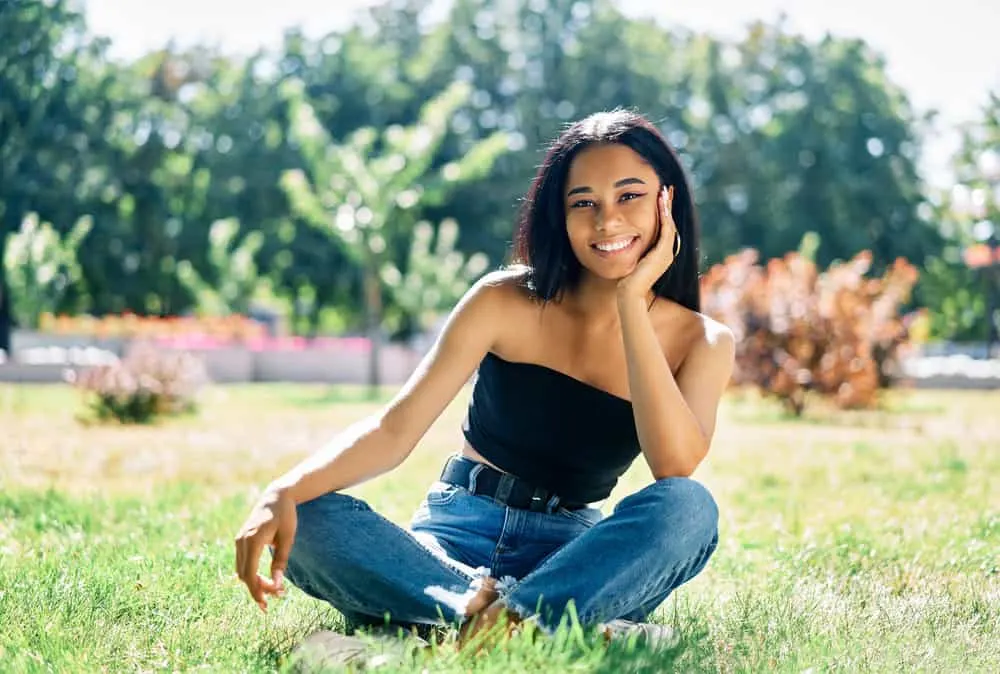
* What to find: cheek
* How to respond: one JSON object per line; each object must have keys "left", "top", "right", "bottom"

{"left": 627, "top": 199, "right": 658, "bottom": 233}
{"left": 565, "top": 212, "right": 592, "bottom": 240}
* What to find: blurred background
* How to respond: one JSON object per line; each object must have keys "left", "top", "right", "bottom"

{"left": 2, "top": 0, "right": 999, "bottom": 395}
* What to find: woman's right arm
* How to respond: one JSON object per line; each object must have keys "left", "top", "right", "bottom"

{"left": 234, "top": 272, "right": 514, "bottom": 610}
{"left": 269, "top": 272, "right": 509, "bottom": 504}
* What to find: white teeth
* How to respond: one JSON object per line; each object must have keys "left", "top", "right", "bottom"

{"left": 595, "top": 237, "right": 634, "bottom": 252}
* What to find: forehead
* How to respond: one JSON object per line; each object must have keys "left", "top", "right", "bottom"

{"left": 565, "top": 143, "right": 656, "bottom": 190}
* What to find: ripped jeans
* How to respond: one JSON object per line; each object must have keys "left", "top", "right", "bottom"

{"left": 282, "top": 459, "right": 719, "bottom": 632}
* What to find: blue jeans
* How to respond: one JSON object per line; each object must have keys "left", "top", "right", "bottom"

{"left": 283, "top": 457, "right": 719, "bottom": 632}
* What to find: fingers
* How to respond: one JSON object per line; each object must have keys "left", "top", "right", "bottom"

{"left": 246, "top": 542, "right": 267, "bottom": 610}
{"left": 269, "top": 521, "right": 296, "bottom": 597}
{"left": 236, "top": 532, "right": 268, "bottom": 611}
{"left": 657, "top": 186, "right": 677, "bottom": 254}
{"left": 235, "top": 534, "right": 244, "bottom": 579}
{"left": 662, "top": 185, "right": 675, "bottom": 230}
{"left": 258, "top": 572, "right": 282, "bottom": 598}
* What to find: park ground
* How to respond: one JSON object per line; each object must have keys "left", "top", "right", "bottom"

{"left": 1, "top": 383, "right": 998, "bottom": 672}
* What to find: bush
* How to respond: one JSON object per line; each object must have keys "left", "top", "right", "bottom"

{"left": 70, "top": 343, "right": 210, "bottom": 424}
{"left": 701, "top": 249, "right": 919, "bottom": 415}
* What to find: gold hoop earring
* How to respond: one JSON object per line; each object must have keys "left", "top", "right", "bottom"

{"left": 673, "top": 232, "right": 682, "bottom": 256}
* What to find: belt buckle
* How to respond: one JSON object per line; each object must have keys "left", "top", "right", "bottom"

{"left": 528, "top": 487, "right": 555, "bottom": 513}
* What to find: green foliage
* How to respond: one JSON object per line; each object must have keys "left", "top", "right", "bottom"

{"left": 176, "top": 218, "right": 265, "bottom": 316}
{"left": 919, "top": 91, "right": 1000, "bottom": 342}
{"left": 383, "top": 218, "right": 490, "bottom": 332}
{"left": 0, "top": 0, "right": 984, "bottom": 346}
{"left": 281, "top": 79, "right": 508, "bottom": 384}
{"left": 281, "top": 79, "right": 507, "bottom": 268}
{"left": 919, "top": 256, "right": 990, "bottom": 341}
{"left": 3, "top": 212, "right": 91, "bottom": 328}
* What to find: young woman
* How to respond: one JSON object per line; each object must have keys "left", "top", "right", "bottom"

{"left": 234, "top": 109, "right": 735, "bottom": 646}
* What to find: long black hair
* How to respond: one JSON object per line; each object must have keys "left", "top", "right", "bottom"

{"left": 511, "top": 109, "right": 701, "bottom": 313}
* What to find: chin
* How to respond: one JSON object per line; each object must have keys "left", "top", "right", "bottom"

{"left": 579, "top": 261, "right": 638, "bottom": 282}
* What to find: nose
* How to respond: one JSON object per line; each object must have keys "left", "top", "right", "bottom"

{"left": 596, "top": 205, "right": 627, "bottom": 232}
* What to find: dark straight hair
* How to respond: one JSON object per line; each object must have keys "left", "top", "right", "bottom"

{"left": 511, "top": 109, "right": 701, "bottom": 313}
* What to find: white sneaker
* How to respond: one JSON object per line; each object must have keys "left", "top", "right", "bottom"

{"left": 600, "top": 620, "right": 680, "bottom": 649}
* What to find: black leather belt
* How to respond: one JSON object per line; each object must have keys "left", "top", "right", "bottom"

{"left": 439, "top": 456, "right": 588, "bottom": 512}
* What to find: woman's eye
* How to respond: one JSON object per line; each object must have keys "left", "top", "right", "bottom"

{"left": 570, "top": 200, "right": 594, "bottom": 209}
{"left": 620, "top": 192, "right": 643, "bottom": 202}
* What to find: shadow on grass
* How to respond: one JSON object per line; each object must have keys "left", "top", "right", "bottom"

{"left": 257, "top": 606, "right": 348, "bottom": 673}
{"left": 260, "top": 605, "right": 718, "bottom": 673}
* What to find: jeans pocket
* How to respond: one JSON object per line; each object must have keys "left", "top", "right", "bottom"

{"left": 424, "top": 481, "right": 462, "bottom": 506}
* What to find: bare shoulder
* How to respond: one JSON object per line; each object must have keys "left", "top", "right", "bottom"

{"left": 685, "top": 312, "right": 735, "bottom": 378}
{"left": 694, "top": 312, "right": 735, "bottom": 352}
{"left": 470, "top": 265, "right": 538, "bottom": 312}
{"left": 655, "top": 301, "right": 735, "bottom": 370}
{"left": 476, "top": 265, "right": 531, "bottom": 293}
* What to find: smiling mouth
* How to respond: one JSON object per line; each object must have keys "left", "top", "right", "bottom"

{"left": 591, "top": 236, "right": 639, "bottom": 256}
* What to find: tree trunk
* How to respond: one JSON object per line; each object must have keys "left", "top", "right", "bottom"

{"left": 363, "top": 264, "right": 382, "bottom": 398}
{"left": 987, "top": 261, "right": 999, "bottom": 358}
{"left": 0, "top": 231, "right": 11, "bottom": 358}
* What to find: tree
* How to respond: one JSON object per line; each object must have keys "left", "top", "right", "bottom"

{"left": 176, "top": 218, "right": 264, "bottom": 316}
{"left": 384, "top": 217, "right": 490, "bottom": 334}
{"left": 72, "top": 46, "right": 225, "bottom": 317}
{"left": 688, "top": 21, "right": 938, "bottom": 270}
{"left": 0, "top": 0, "right": 102, "bottom": 353}
{"left": 2, "top": 212, "right": 91, "bottom": 329}
{"left": 281, "top": 80, "right": 508, "bottom": 392}
{"left": 922, "top": 92, "right": 1000, "bottom": 342}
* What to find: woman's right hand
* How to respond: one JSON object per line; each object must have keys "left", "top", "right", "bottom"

{"left": 234, "top": 486, "right": 298, "bottom": 612}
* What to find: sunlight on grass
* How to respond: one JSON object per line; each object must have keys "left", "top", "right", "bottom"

{"left": 2, "top": 384, "right": 998, "bottom": 671}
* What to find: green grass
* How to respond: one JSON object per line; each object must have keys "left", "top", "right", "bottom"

{"left": 1, "top": 384, "right": 999, "bottom": 672}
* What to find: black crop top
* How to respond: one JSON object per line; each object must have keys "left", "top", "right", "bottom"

{"left": 461, "top": 352, "right": 642, "bottom": 504}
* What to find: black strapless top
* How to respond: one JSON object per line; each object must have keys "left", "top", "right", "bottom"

{"left": 461, "top": 352, "right": 642, "bottom": 503}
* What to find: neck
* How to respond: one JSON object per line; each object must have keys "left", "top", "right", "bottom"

{"left": 563, "top": 273, "right": 653, "bottom": 323}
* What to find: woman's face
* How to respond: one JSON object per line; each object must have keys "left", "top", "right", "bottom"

{"left": 563, "top": 143, "right": 662, "bottom": 283}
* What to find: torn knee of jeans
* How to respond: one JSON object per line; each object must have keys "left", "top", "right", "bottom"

{"left": 455, "top": 570, "right": 521, "bottom": 622}
{"left": 449, "top": 567, "right": 495, "bottom": 621}
{"left": 467, "top": 566, "right": 492, "bottom": 593}
{"left": 494, "top": 575, "right": 517, "bottom": 597}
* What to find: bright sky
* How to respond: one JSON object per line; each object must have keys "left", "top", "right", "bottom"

{"left": 85, "top": 0, "right": 1000, "bottom": 186}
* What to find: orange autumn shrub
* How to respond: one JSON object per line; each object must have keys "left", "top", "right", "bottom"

{"left": 700, "top": 249, "right": 919, "bottom": 415}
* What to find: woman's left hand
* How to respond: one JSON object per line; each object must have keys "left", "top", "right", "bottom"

{"left": 617, "top": 185, "right": 679, "bottom": 300}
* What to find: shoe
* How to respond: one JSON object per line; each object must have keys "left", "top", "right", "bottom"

{"left": 290, "top": 629, "right": 429, "bottom": 672}
{"left": 599, "top": 620, "right": 680, "bottom": 649}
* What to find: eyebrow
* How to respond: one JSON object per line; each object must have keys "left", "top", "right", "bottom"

{"left": 566, "top": 177, "right": 647, "bottom": 197}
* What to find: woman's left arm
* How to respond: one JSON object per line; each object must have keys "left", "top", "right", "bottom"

{"left": 618, "top": 296, "right": 734, "bottom": 478}
{"left": 616, "top": 185, "right": 735, "bottom": 478}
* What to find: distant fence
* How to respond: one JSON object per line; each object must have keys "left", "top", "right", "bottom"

{"left": 0, "top": 330, "right": 427, "bottom": 385}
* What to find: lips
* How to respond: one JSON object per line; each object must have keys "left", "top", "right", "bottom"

{"left": 591, "top": 235, "right": 639, "bottom": 257}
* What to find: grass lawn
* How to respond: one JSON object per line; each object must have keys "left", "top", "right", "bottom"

{"left": 1, "top": 383, "right": 998, "bottom": 672}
